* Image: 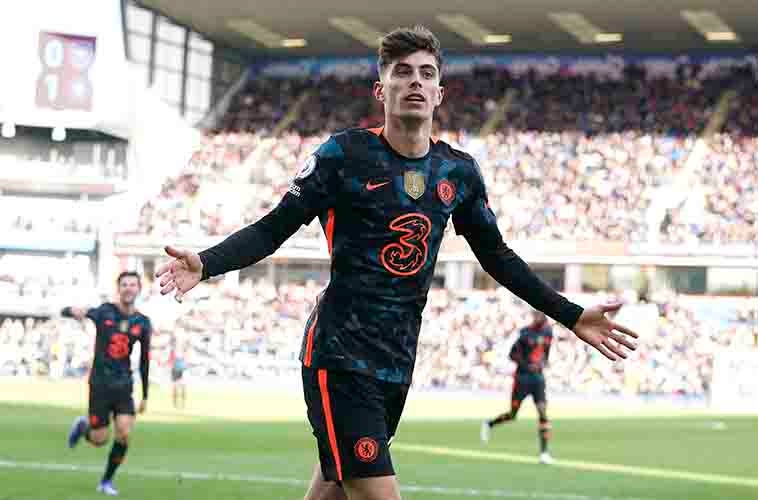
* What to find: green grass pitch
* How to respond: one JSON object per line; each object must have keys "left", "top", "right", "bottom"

{"left": 1, "top": 394, "right": 757, "bottom": 500}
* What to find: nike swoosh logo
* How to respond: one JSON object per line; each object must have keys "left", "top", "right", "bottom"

{"left": 366, "top": 180, "right": 391, "bottom": 191}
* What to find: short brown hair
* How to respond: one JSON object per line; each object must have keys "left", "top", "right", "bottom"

{"left": 378, "top": 25, "right": 442, "bottom": 76}
{"left": 117, "top": 271, "right": 141, "bottom": 288}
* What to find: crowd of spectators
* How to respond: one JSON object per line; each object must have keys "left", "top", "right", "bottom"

{"left": 3, "top": 58, "right": 757, "bottom": 401}
{"left": 132, "top": 60, "right": 758, "bottom": 245}
{"left": 2, "top": 279, "right": 755, "bottom": 398}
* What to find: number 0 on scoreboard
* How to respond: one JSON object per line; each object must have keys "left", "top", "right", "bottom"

{"left": 35, "top": 31, "right": 96, "bottom": 112}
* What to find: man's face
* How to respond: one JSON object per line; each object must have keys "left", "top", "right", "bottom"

{"left": 118, "top": 276, "right": 141, "bottom": 306}
{"left": 374, "top": 51, "right": 444, "bottom": 123}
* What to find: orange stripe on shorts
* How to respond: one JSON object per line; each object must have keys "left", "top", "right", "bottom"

{"left": 318, "top": 369, "right": 343, "bottom": 481}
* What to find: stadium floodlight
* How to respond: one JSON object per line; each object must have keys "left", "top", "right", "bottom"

{"left": 549, "top": 12, "right": 621, "bottom": 44}
{"left": 281, "top": 38, "right": 307, "bottom": 48}
{"left": 594, "top": 33, "right": 623, "bottom": 43}
{"left": 483, "top": 34, "right": 512, "bottom": 45}
{"left": 681, "top": 10, "right": 740, "bottom": 42}
{"left": 1, "top": 122, "right": 15, "bottom": 139}
{"left": 227, "top": 19, "right": 306, "bottom": 49}
{"left": 52, "top": 126, "right": 66, "bottom": 142}
{"left": 437, "top": 14, "right": 511, "bottom": 46}
{"left": 705, "top": 31, "right": 739, "bottom": 42}
{"left": 328, "top": 17, "right": 384, "bottom": 48}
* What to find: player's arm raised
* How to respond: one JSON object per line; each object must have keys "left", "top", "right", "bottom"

{"left": 156, "top": 140, "right": 341, "bottom": 302}
{"left": 452, "top": 162, "right": 638, "bottom": 361}
{"left": 61, "top": 306, "right": 99, "bottom": 322}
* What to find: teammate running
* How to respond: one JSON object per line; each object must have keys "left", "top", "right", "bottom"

{"left": 65, "top": 271, "right": 152, "bottom": 496}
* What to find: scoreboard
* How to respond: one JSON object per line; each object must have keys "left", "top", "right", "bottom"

{"left": 36, "top": 32, "right": 96, "bottom": 112}
{"left": 0, "top": 0, "right": 130, "bottom": 134}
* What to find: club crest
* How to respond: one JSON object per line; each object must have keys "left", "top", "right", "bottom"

{"left": 354, "top": 437, "right": 379, "bottom": 462}
{"left": 437, "top": 179, "right": 456, "bottom": 206}
{"left": 404, "top": 171, "right": 425, "bottom": 200}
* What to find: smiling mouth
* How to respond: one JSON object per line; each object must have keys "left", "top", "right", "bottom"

{"left": 405, "top": 94, "right": 426, "bottom": 102}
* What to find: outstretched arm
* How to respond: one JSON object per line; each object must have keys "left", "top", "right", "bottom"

{"left": 61, "top": 306, "right": 97, "bottom": 322}
{"left": 156, "top": 140, "right": 342, "bottom": 301}
{"left": 453, "top": 162, "right": 638, "bottom": 361}
{"left": 452, "top": 182, "right": 582, "bottom": 331}
{"left": 155, "top": 199, "right": 316, "bottom": 301}
{"left": 198, "top": 198, "right": 316, "bottom": 280}
{"left": 61, "top": 307, "right": 87, "bottom": 321}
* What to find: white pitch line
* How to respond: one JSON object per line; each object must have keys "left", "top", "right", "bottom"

{"left": 393, "top": 443, "right": 758, "bottom": 489}
{"left": 0, "top": 459, "right": 651, "bottom": 500}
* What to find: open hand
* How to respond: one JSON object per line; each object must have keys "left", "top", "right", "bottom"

{"left": 572, "top": 303, "right": 639, "bottom": 361}
{"left": 155, "top": 246, "right": 203, "bottom": 303}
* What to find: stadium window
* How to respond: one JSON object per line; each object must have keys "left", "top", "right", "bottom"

{"left": 187, "top": 77, "right": 211, "bottom": 112}
{"left": 531, "top": 265, "right": 565, "bottom": 291}
{"left": 609, "top": 265, "right": 642, "bottom": 292}
{"left": 155, "top": 41, "right": 184, "bottom": 73}
{"left": 189, "top": 32, "right": 213, "bottom": 54}
{"left": 125, "top": 3, "right": 152, "bottom": 35}
{"left": 473, "top": 270, "right": 498, "bottom": 290}
{"left": 127, "top": 33, "right": 151, "bottom": 63}
{"left": 157, "top": 16, "right": 185, "bottom": 45}
{"left": 154, "top": 68, "right": 183, "bottom": 104}
{"left": 188, "top": 50, "right": 213, "bottom": 79}
{"left": 654, "top": 267, "right": 707, "bottom": 295}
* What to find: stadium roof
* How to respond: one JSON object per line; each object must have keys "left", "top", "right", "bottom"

{"left": 138, "top": 0, "right": 757, "bottom": 57}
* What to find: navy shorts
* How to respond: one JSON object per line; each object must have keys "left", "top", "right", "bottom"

{"left": 302, "top": 366, "right": 409, "bottom": 482}
{"left": 512, "top": 373, "right": 547, "bottom": 405}
{"left": 88, "top": 383, "right": 135, "bottom": 429}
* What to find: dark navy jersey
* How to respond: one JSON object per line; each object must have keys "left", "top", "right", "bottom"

{"left": 75, "top": 303, "right": 152, "bottom": 398}
{"left": 199, "top": 127, "right": 583, "bottom": 384}
{"left": 510, "top": 323, "right": 553, "bottom": 376}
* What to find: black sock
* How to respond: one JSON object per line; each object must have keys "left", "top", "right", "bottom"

{"left": 102, "top": 440, "right": 128, "bottom": 482}
{"left": 539, "top": 420, "right": 551, "bottom": 453}
{"left": 488, "top": 412, "right": 513, "bottom": 428}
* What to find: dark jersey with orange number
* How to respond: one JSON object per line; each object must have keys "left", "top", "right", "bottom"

{"left": 510, "top": 324, "right": 553, "bottom": 376}
{"left": 199, "top": 127, "right": 583, "bottom": 384}
{"left": 82, "top": 303, "right": 151, "bottom": 397}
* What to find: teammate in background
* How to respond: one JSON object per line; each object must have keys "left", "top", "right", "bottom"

{"left": 481, "top": 310, "right": 556, "bottom": 464}
{"left": 155, "top": 26, "right": 638, "bottom": 500}
{"left": 64, "top": 271, "right": 152, "bottom": 496}
{"left": 169, "top": 334, "right": 187, "bottom": 409}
